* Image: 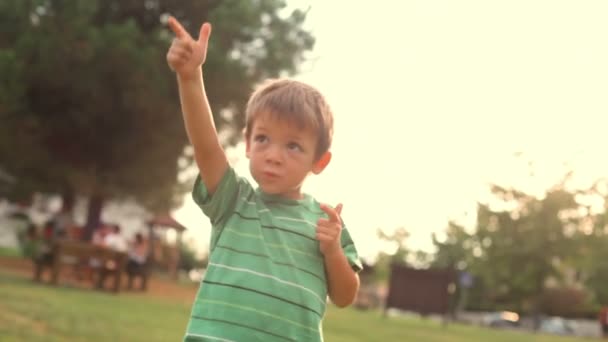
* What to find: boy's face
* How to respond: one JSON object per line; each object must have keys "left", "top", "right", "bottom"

{"left": 246, "top": 112, "right": 330, "bottom": 199}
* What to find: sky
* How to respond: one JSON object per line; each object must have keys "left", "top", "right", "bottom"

{"left": 174, "top": 0, "right": 608, "bottom": 261}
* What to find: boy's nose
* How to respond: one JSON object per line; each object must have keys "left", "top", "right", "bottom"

{"left": 264, "top": 145, "right": 283, "bottom": 165}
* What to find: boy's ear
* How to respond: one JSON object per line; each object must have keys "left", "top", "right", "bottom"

{"left": 312, "top": 151, "right": 331, "bottom": 175}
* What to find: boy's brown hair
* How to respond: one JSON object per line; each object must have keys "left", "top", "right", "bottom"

{"left": 245, "top": 79, "right": 333, "bottom": 160}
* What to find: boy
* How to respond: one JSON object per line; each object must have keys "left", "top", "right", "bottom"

{"left": 167, "top": 17, "right": 362, "bottom": 341}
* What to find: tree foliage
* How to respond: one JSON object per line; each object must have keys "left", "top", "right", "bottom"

{"left": 0, "top": 1, "right": 314, "bottom": 220}
{"left": 372, "top": 227, "right": 411, "bottom": 283}
{"left": 430, "top": 177, "right": 604, "bottom": 314}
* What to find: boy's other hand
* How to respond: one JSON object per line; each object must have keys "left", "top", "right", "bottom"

{"left": 166, "top": 16, "right": 211, "bottom": 79}
{"left": 317, "top": 203, "right": 343, "bottom": 257}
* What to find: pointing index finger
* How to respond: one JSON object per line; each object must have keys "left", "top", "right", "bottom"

{"left": 168, "top": 16, "right": 189, "bottom": 39}
{"left": 320, "top": 203, "right": 342, "bottom": 224}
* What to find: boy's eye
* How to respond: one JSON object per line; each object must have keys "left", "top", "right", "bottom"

{"left": 287, "top": 142, "right": 303, "bottom": 152}
{"left": 253, "top": 134, "right": 268, "bottom": 143}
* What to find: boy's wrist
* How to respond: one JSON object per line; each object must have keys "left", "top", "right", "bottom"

{"left": 322, "top": 245, "right": 343, "bottom": 260}
{"left": 177, "top": 67, "right": 203, "bottom": 82}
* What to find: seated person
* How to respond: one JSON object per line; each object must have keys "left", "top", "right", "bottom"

{"left": 21, "top": 223, "right": 41, "bottom": 258}
{"left": 31, "top": 221, "right": 56, "bottom": 282}
{"left": 126, "top": 232, "right": 149, "bottom": 290}
{"left": 96, "top": 224, "right": 128, "bottom": 290}
{"left": 91, "top": 224, "right": 109, "bottom": 246}
{"left": 103, "top": 224, "right": 128, "bottom": 254}
{"left": 86, "top": 224, "right": 109, "bottom": 281}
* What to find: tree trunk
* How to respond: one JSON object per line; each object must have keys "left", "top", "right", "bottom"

{"left": 83, "top": 194, "right": 104, "bottom": 241}
{"left": 531, "top": 274, "right": 546, "bottom": 332}
{"left": 60, "top": 188, "right": 75, "bottom": 213}
{"left": 56, "top": 188, "right": 76, "bottom": 238}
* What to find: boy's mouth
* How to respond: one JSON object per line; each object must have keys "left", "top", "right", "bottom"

{"left": 262, "top": 171, "right": 280, "bottom": 179}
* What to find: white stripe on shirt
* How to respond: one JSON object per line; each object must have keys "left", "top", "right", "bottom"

{"left": 208, "top": 262, "right": 325, "bottom": 304}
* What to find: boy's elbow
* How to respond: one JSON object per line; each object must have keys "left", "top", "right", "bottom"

{"left": 331, "top": 282, "right": 359, "bottom": 308}
{"left": 332, "top": 297, "right": 355, "bottom": 308}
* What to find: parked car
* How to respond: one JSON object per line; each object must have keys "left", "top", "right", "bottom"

{"left": 482, "top": 311, "right": 520, "bottom": 328}
{"left": 539, "top": 317, "right": 575, "bottom": 336}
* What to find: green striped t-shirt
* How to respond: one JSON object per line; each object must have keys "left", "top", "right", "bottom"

{"left": 183, "top": 167, "right": 362, "bottom": 342}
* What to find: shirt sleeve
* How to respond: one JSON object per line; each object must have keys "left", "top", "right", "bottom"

{"left": 191, "top": 167, "right": 251, "bottom": 228}
{"left": 340, "top": 223, "right": 363, "bottom": 273}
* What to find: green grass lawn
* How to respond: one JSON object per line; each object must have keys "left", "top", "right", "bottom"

{"left": 0, "top": 271, "right": 593, "bottom": 342}
{"left": 0, "top": 246, "right": 21, "bottom": 258}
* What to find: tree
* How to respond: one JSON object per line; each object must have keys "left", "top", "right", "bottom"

{"left": 430, "top": 221, "right": 474, "bottom": 271}
{"left": 474, "top": 185, "right": 579, "bottom": 313}
{"left": 429, "top": 222, "right": 479, "bottom": 313}
{"left": 0, "top": 0, "right": 314, "bottom": 238}
{"left": 372, "top": 227, "right": 411, "bottom": 283}
{"left": 431, "top": 176, "right": 589, "bottom": 314}
{"left": 579, "top": 231, "right": 608, "bottom": 307}
{"left": 574, "top": 180, "right": 608, "bottom": 308}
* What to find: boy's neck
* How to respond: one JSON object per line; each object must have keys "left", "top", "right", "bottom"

{"left": 256, "top": 188, "right": 311, "bottom": 205}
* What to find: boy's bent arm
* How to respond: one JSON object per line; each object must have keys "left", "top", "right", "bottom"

{"left": 167, "top": 17, "right": 227, "bottom": 194}
{"left": 325, "top": 250, "right": 360, "bottom": 307}
{"left": 317, "top": 204, "right": 360, "bottom": 307}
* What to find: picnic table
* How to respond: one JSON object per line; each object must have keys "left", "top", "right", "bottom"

{"left": 34, "top": 239, "right": 128, "bottom": 292}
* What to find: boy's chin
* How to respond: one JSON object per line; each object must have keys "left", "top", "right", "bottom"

{"left": 258, "top": 184, "right": 284, "bottom": 195}
{"left": 258, "top": 184, "right": 302, "bottom": 199}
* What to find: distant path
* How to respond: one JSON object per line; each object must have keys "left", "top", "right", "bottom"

{"left": 0, "top": 256, "right": 198, "bottom": 304}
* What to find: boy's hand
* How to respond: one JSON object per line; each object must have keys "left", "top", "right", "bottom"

{"left": 317, "top": 204, "right": 343, "bottom": 257}
{"left": 166, "top": 16, "right": 211, "bottom": 79}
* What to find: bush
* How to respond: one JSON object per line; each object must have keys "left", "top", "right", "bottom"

{"left": 539, "top": 287, "right": 594, "bottom": 318}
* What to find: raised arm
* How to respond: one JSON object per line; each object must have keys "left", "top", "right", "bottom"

{"left": 166, "top": 16, "right": 228, "bottom": 194}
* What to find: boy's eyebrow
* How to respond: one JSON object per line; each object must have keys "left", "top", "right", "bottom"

{"left": 255, "top": 122, "right": 314, "bottom": 143}
{"left": 288, "top": 133, "right": 307, "bottom": 141}
{"left": 286, "top": 131, "right": 315, "bottom": 145}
